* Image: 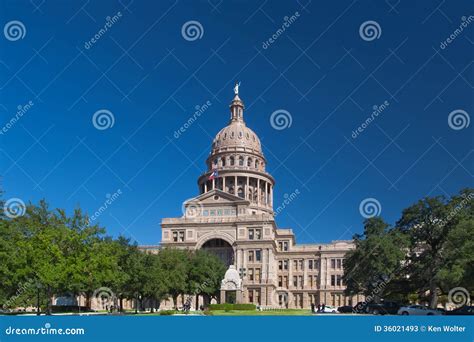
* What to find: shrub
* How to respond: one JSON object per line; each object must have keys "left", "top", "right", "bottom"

{"left": 159, "top": 310, "right": 176, "bottom": 316}
{"left": 208, "top": 303, "right": 256, "bottom": 311}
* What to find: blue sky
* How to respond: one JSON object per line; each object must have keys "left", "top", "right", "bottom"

{"left": 0, "top": 0, "right": 473, "bottom": 245}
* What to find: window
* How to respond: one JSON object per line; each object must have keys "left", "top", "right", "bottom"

{"left": 255, "top": 268, "right": 261, "bottom": 282}
{"left": 278, "top": 261, "right": 283, "bottom": 271}
{"left": 331, "top": 259, "right": 336, "bottom": 269}
{"left": 255, "top": 250, "right": 261, "bottom": 262}
{"left": 337, "top": 259, "right": 342, "bottom": 269}
{"left": 278, "top": 240, "right": 289, "bottom": 251}
{"left": 309, "top": 260, "right": 313, "bottom": 270}
{"left": 248, "top": 229, "right": 254, "bottom": 240}
{"left": 239, "top": 156, "right": 244, "bottom": 166}
{"left": 293, "top": 260, "right": 298, "bottom": 270}
{"left": 255, "top": 228, "right": 262, "bottom": 240}
{"left": 293, "top": 276, "right": 298, "bottom": 287}
{"left": 172, "top": 230, "right": 185, "bottom": 242}
{"left": 336, "top": 275, "right": 343, "bottom": 286}
{"left": 248, "top": 269, "right": 254, "bottom": 281}
{"left": 248, "top": 290, "right": 253, "bottom": 303}
{"left": 247, "top": 158, "right": 252, "bottom": 167}
{"left": 248, "top": 251, "right": 254, "bottom": 262}
{"left": 278, "top": 276, "right": 283, "bottom": 287}
{"left": 299, "top": 276, "right": 303, "bottom": 288}
{"left": 299, "top": 259, "right": 304, "bottom": 270}
{"left": 283, "top": 276, "right": 288, "bottom": 288}
{"left": 283, "top": 260, "right": 288, "bottom": 270}
{"left": 331, "top": 275, "right": 336, "bottom": 286}
{"left": 230, "top": 157, "right": 234, "bottom": 166}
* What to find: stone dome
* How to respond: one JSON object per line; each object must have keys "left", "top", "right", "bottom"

{"left": 212, "top": 121, "right": 262, "bottom": 155}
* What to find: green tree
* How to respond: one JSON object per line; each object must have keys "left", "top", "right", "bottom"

{"left": 188, "top": 250, "right": 226, "bottom": 309}
{"left": 343, "top": 217, "right": 407, "bottom": 301}
{"left": 158, "top": 248, "right": 189, "bottom": 309}
{"left": 395, "top": 189, "right": 474, "bottom": 308}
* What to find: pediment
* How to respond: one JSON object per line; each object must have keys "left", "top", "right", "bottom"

{"left": 185, "top": 189, "right": 249, "bottom": 207}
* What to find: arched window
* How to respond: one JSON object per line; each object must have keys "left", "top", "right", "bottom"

{"left": 247, "top": 158, "right": 252, "bottom": 167}
{"left": 214, "top": 158, "right": 218, "bottom": 167}
{"left": 255, "top": 160, "right": 259, "bottom": 169}
{"left": 239, "top": 156, "right": 244, "bottom": 166}
{"left": 230, "top": 156, "right": 234, "bottom": 166}
{"left": 222, "top": 157, "right": 226, "bottom": 167}
{"left": 237, "top": 187, "right": 244, "bottom": 198}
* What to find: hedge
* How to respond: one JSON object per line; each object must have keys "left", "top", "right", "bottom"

{"left": 208, "top": 304, "right": 256, "bottom": 311}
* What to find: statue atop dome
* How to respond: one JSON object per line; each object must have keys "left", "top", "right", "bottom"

{"left": 233, "top": 81, "right": 241, "bottom": 95}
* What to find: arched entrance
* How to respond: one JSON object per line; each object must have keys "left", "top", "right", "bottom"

{"left": 201, "top": 238, "right": 234, "bottom": 267}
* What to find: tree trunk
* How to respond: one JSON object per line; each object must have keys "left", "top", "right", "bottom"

{"left": 173, "top": 295, "right": 178, "bottom": 310}
{"left": 46, "top": 287, "right": 52, "bottom": 315}
{"left": 429, "top": 280, "right": 438, "bottom": 309}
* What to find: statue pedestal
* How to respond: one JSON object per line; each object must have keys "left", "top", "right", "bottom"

{"left": 220, "top": 265, "right": 243, "bottom": 304}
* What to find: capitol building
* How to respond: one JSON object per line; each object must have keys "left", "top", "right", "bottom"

{"left": 145, "top": 87, "right": 363, "bottom": 309}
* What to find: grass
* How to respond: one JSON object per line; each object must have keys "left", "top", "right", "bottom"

{"left": 210, "top": 309, "right": 312, "bottom": 316}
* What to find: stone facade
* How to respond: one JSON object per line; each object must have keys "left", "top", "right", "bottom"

{"left": 144, "top": 89, "right": 363, "bottom": 309}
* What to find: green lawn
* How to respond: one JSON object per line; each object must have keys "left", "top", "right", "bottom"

{"left": 209, "top": 309, "right": 312, "bottom": 316}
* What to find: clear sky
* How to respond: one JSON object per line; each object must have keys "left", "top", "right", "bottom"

{"left": 1, "top": 0, "right": 473, "bottom": 246}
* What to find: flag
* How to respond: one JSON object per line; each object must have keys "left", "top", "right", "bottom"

{"left": 208, "top": 169, "right": 218, "bottom": 180}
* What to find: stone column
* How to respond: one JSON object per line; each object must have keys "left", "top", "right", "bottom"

{"left": 234, "top": 175, "right": 237, "bottom": 195}
{"left": 261, "top": 248, "right": 267, "bottom": 282}
{"left": 270, "top": 185, "right": 273, "bottom": 206}
{"left": 204, "top": 182, "right": 208, "bottom": 192}
{"left": 257, "top": 178, "right": 260, "bottom": 206}
{"left": 246, "top": 177, "right": 250, "bottom": 200}
{"left": 223, "top": 176, "right": 226, "bottom": 192}
{"left": 265, "top": 182, "right": 268, "bottom": 206}
{"left": 303, "top": 259, "right": 307, "bottom": 288}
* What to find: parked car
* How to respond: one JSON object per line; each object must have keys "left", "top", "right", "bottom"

{"left": 352, "top": 301, "right": 368, "bottom": 314}
{"left": 365, "top": 301, "right": 400, "bottom": 315}
{"left": 317, "top": 305, "right": 337, "bottom": 313}
{"left": 397, "top": 305, "right": 442, "bottom": 315}
{"left": 337, "top": 305, "right": 354, "bottom": 313}
{"left": 445, "top": 306, "right": 474, "bottom": 315}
